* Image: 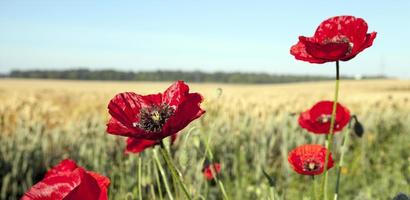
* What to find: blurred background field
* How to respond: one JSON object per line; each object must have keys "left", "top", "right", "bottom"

{"left": 0, "top": 78, "right": 409, "bottom": 200}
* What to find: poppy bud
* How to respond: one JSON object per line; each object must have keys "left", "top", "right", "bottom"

{"left": 393, "top": 193, "right": 410, "bottom": 200}
{"left": 351, "top": 115, "right": 364, "bottom": 137}
{"left": 216, "top": 87, "right": 223, "bottom": 98}
{"left": 353, "top": 120, "right": 364, "bottom": 137}
{"left": 262, "top": 167, "right": 276, "bottom": 187}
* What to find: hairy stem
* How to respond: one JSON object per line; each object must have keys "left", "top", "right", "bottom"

{"left": 159, "top": 141, "right": 192, "bottom": 200}
{"left": 153, "top": 149, "right": 174, "bottom": 200}
{"left": 138, "top": 157, "right": 143, "bottom": 200}
{"left": 311, "top": 175, "right": 318, "bottom": 200}
{"left": 334, "top": 127, "right": 350, "bottom": 200}
{"left": 205, "top": 135, "right": 230, "bottom": 200}
{"left": 322, "top": 60, "right": 340, "bottom": 200}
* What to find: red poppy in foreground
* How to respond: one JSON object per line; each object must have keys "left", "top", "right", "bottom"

{"left": 288, "top": 144, "right": 334, "bottom": 175}
{"left": 21, "top": 159, "right": 110, "bottom": 200}
{"left": 107, "top": 81, "right": 205, "bottom": 152}
{"left": 203, "top": 163, "right": 222, "bottom": 181}
{"left": 298, "top": 101, "right": 350, "bottom": 134}
{"left": 290, "top": 15, "right": 377, "bottom": 63}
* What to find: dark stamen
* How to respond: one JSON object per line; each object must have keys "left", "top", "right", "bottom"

{"left": 303, "top": 160, "right": 322, "bottom": 172}
{"left": 134, "top": 103, "right": 175, "bottom": 132}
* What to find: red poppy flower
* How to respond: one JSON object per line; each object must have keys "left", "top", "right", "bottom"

{"left": 290, "top": 15, "right": 377, "bottom": 63}
{"left": 125, "top": 133, "right": 178, "bottom": 154}
{"left": 107, "top": 80, "right": 205, "bottom": 148}
{"left": 203, "top": 163, "right": 221, "bottom": 181}
{"left": 298, "top": 101, "right": 350, "bottom": 134}
{"left": 21, "top": 159, "right": 110, "bottom": 200}
{"left": 288, "top": 144, "right": 334, "bottom": 175}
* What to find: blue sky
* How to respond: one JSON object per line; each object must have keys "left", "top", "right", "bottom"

{"left": 0, "top": 0, "right": 409, "bottom": 77}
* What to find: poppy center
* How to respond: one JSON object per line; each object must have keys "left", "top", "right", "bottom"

{"left": 317, "top": 114, "right": 332, "bottom": 124}
{"left": 303, "top": 160, "right": 321, "bottom": 172}
{"left": 134, "top": 103, "right": 175, "bottom": 132}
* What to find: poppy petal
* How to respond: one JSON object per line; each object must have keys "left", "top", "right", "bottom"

{"left": 106, "top": 117, "right": 136, "bottom": 137}
{"left": 86, "top": 171, "right": 110, "bottom": 200}
{"left": 341, "top": 32, "right": 377, "bottom": 61}
{"left": 142, "top": 93, "right": 163, "bottom": 105}
{"left": 125, "top": 138, "right": 158, "bottom": 153}
{"left": 301, "top": 37, "right": 350, "bottom": 61}
{"left": 170, "top": 133, "right": 178, "bottom": 144}
{"left": 290, "top": 41, "right": 327, "bottom": 64}
{"left": 63, "top": 168, "right": 101, "bottom": 200}
{"left": 163, "top": 80, "right": 190, "bottom": 107}
{"left": 44, "top": 159, "right": 78, "bottom": 179}
{"left": 107, "top": 92, "right": 145, "bottom": 129}
{"left": 22, "top": 168, "right": 84, "bottom": 200}
{"left": 87, "top": 171, "right": 111, "bottom": 189}
{"left": 314, "top": 16, "right": 367, "bottom": 47}
{"left": 162, "top": 93, "right": 205, "bottom": 137}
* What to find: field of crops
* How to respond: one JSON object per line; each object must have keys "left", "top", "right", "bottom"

{"left": 0, "top": 78, "right": 409, "bottom": 200}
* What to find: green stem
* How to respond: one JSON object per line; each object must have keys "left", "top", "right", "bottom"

{"left": 150, "top": 184, "right": 157, "bottom": 200}
{"left": 268, "top": 185, "right": 277, "bottom": 200}
{"left": 322, "top": 60, "right": 340, "bottom": 200}
{"left": 153, "top": 163, "right": 164, "bottom": 200}
{"left": 311, "top": 175, "right": 318, "bottom": 200}
{"left": 334, "top": 127, "right": 350, "bottom": 200}
{"left": 153, "top": 149, "right": 174, "bottom": 200}
{"left": 158, "top": 141, "right": 192, "bottom": 200}
{"left": 138, "top": 157, "right": 143, "bottom": 200}
{"left": 205, "top": 141, "right": 230, "bottom": 200}
{"left": 204, "top": 181, "right": 209, "bottom": 200}
{"left": 217, "top": 180, "right": 230, "bottom": 200}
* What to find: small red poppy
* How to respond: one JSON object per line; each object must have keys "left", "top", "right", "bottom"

{"left": 107, "top": 81, "right": 205, "bottom": 152}
{"left": 21, "top": 159, "right": 110, "bottom": 200}
{"left": 290, "top": 15, "right": 377, "bottom": 63}
{"left": 203, "top": 163, "right": 221, "bottom": 181}
{"left": 298, "top": 101, "right": 350, "bottom": 134}
{"left": 288, "top": 144, "right": 334, "bottom": 175}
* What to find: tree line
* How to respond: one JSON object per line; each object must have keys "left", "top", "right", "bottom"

{"left": 6, "top": 69, "right": 382, "bottom": 84}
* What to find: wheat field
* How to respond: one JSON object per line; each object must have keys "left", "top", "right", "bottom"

{"left": 0, "top": 78, "right": 409, "bottom": 200}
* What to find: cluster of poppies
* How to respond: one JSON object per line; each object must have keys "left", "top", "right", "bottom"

{"left": 21, "top": 15, "right": 376, "bottom": 199}
{"left": 288, "top": 15, "right": 376, "bottom": 177}
{"left": 288, "top": 101, "right": 350, "bottom": 175}
{"left": 21, "top": 81, "right": 217, "bottom": 199}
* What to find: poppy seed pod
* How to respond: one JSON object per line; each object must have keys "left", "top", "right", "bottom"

{"left": 393, "top": 193, "right": 410, "bottom": 200}
{"left": 353, "top": 118, "right": 364, "bottom": 137}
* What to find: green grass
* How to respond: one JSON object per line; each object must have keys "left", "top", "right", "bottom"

{"left": 0, "top": 79, "right": 409, "bottom": 199}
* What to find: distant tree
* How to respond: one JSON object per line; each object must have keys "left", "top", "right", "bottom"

{"left": 7, "top": 68, "right": 383, "bottom": 84}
